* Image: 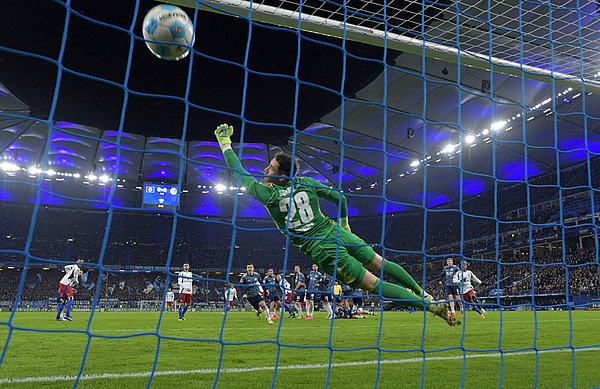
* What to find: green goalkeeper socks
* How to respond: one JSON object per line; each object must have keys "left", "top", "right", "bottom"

{"left": 380, "top": 259, "right": 422, "bottom": 296}
{"left": 370, "top": 279, "right": 425, "bottom": 310}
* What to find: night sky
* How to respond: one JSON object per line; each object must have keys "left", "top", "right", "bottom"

{"left": 0, "top": 0, "right": 400, "bottom": 143}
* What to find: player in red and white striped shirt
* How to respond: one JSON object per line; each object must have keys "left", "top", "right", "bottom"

{"left": 56, "top": 259, "right": 84, "bottom": 321}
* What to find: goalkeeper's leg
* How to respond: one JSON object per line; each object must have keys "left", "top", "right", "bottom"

{"left": 341, "top": 231, "right": 430, "bottom": 301}
{"left": 365, "top": 254, "right": 425, "bottom": 297}
{"left": 360, "top": 270, "right": 459, "bottom": 326}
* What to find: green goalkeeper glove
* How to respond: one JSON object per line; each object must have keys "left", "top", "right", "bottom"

{"left": 339, "top": 217, "right": 351, "bottom": 233}
{"left": 214, "top": 123, "right": 234, "bottom": 148}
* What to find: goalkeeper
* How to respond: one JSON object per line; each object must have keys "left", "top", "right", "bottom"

{"left": 215, "top": 124, "right": 458, "bottom": 326}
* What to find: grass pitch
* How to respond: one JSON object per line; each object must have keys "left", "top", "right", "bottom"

{"left": 0, "top": 309, "right": 598, "bottom": 388}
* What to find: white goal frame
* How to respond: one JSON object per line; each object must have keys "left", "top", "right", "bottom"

{"left": 166, "top": 0, "right": 600, "bottom": 95}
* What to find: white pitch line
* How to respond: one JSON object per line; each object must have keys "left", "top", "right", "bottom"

{"left": 82, "top": 317, "right": 600, "bottom": 333}
{"left": 0, "top": 346, "right": 598, "bottom": 384}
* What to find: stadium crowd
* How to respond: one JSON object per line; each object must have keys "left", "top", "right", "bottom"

{"left": 0, "top": 157, "right": 599, "bottom": 308}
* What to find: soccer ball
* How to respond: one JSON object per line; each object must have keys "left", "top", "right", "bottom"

{"left": 142, "top": 4, "right": 195, "bottom": 61}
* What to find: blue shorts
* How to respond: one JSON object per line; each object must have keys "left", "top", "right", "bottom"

{"left": 247, "top": 295, "right": 264, "bottom": 311}
{"left": 295, "top": 292, "right": 306, "bottom": 303}
{"left": 446, "top": 285, "right": 460, "bottom": 297}
{"left": 266, "top": 292, "right": 280, "bottom": 302}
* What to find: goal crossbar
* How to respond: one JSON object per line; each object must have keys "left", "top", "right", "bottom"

{"left": 166, "top": 0, "right": 600, "bottom": 95}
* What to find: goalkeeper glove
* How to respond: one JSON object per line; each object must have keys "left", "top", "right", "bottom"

{"left": 339, "top": 217, "right": 351, "bottom": 233}
{"left": 214, "top": 123, "right": 234, "bottom": 148}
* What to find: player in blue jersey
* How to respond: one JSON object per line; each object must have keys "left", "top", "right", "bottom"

{"left": 293, "top": 265, "right": 306, "bottom": 319}
{"left": 333, "top": 305, "right": 377, "bottom": 319}
{"left": 439, "top": 258, "right": 463, "bottom": 319}
{"left": 341, "top": 282, "right": 352, "bottom": 310}
{"left": 320, "top": 271, "right": 334, "bottom": 319}
{"left": 305, "top": 264, "right": 322, "bottom": 320}
{"left": 263, "top": 268, "right": 281, "bottom": 320}
{"left": 352, "top": 288, "right": 364, "bottom": 310}
{"left": 240, "top": 264, "right": 273, "bottom": 324}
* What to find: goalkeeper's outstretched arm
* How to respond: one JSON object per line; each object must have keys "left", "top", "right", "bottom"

{"left": 214, "top": 124, "right": 272, "bottom": 203}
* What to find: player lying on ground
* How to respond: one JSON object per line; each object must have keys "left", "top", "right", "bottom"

{"left": 334, "top": 306, "right": 378, "bottom": 319}
{"left": 215, "top": 124, "right": 459, "bottom": 326}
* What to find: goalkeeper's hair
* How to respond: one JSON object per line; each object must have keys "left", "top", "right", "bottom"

{"left": 275, "top": 152, "right": 299, "bottom": 178}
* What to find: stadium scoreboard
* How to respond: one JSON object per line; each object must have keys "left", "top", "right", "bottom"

{"left": 142, "top": 183, "right": 180, "bottom": 210}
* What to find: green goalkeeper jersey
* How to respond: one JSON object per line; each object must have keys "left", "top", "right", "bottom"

{"left": 223, "top": 149, "right": 347, "bottom": 253}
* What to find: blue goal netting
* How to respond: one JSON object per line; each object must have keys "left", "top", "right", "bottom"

{"left": 0, "top": 0, "right": 599, "bottom": 387}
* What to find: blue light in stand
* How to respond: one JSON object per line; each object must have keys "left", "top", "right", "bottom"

{"left": 378, "top": 202, "right": 407, "bottom": 213}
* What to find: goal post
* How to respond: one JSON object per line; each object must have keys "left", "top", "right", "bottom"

{"left": 165, "top": 0, "right": 600, "bottom": 95}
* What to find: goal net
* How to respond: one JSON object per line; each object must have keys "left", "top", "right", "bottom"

{"left": 0, "top": 0, "right": 599, "bottom": 387}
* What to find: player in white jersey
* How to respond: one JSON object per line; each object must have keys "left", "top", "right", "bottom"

{"left": 277, "top": 274, "right": 297, "bottom": 318}
{"left": 453, "top": 262, "right": 486, "bottom": 319}
{"left": 224, "top": 284, "right": 238, "bottom": 314}
{"left": 165, "top": 287, "right": 175, "bottom": 313}
{"left": 56, "top": 259, "right": 84, "bottom": 321}
{"left": 177, "top": 263, "right": 193, "bottom": 321}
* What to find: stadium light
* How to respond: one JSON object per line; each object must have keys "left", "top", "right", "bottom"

{"left": 491, "top": 121, "right": 507, "bottom": 131}
{"left": 99, "top": 175, "right": 109, "bottom": 183}
{"left": 215, "top": 184, "right": 226, "bottom": 192}
{"left": 410, "top": 160, "right": 420, "bottom": 167}
{"left": 0, "top": 162, "right": 19, "bottom": 172}
{"left": 442, "top": 144, "right": 456, "bottom": 154}
{"left": 465, "top": 135, "right": 475, "bottom": 144}
{"left": 46, "top": 169, "right": 56, "bottom": 176}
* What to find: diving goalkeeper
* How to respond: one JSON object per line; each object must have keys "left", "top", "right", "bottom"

{"left": 214, "top": 124, "right": 458, "bottom": 326}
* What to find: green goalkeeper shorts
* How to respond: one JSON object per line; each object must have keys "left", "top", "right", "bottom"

{"left": 307, "top": 228, "right": 376, "bottom": 288}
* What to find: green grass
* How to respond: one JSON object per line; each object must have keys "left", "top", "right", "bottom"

{"left": 0, "top": 310, "right": 598, "bottom": 388}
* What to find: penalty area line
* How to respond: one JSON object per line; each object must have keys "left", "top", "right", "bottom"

{"left": 0, "top": 346, "right": 598, "bottom": 384}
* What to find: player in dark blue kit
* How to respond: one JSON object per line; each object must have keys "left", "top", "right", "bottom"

{"left": 438, "top": 258, "right": 463, "bottom": 318}
{"left": 293, "top": 265, "right": 306, "bottom": 319}
{"left": 352, "top": 288, "right": 364, "bottom": 310}
{"left": 333, "top": 305, "right": 377, "bottom": 319}
{"left": 263, "top": 268, "right": 281, "bottom": 320}
{"left": 320, "top": 271, "right": 334, "bottom": 319}
{"left": 240, "top": 264, "right": 273, "bottom": 324}
{"left": 341, "top": 282, "right": 352, "bottom": 309}
{"left": 305, "top": 264, "right": 322, "bottom": 320}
